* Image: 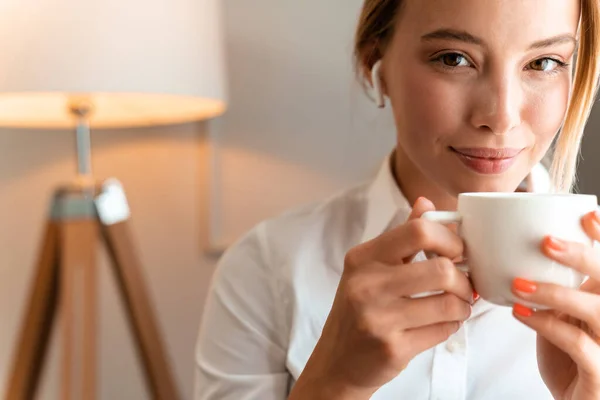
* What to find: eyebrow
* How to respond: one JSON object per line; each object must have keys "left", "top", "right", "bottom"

{"left": 421, "top": 29, "right": 484, "bottom": 46}
{"left": 421, "top": 29, "right": 577, "bottom": 50}
{"left": 527, "top": 34, "right": 577, "bottom": 50}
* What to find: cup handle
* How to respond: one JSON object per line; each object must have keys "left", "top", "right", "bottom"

{"left": 422, "top": 211, "right": 462, "bottom": 224}
{"left": 421, "top": 211, "right": 469, "bottom": 274}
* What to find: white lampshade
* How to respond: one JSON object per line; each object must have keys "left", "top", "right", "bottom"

{"left": 0, "top": 0, "right": 227, "bottom": 128}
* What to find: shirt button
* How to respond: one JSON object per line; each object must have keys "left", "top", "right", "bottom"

{"left": 446, "top": 338, "right": 465, "bottom": 353}
{"left": 446, "top": 340, "right": 458, "bottom": 353}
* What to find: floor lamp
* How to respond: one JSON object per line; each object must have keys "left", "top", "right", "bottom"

{"left": 0, "top": 0, "right": 227, "bottom": 398}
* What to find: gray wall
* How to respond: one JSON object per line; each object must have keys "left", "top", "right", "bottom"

{"left": 577, "top": 104, "right": 600, "bottom": 196}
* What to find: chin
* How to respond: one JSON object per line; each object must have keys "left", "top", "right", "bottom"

{"left": 443, "top": 173, "right": 526, "bottom": 196}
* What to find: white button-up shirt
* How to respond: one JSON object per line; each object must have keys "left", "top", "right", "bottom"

{"left": 194, "top": 154, "right": 554, "bottom": 400}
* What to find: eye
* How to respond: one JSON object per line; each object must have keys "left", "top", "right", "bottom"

{"left": 439, "top": 53, "right": 471, "bottom": 67}
{"left": 527, "top": 58, "right": 567, "bottom": 72}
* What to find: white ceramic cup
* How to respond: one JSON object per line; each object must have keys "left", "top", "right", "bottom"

{"left": 422, "top": 193, "right": 598, "bottom": 308}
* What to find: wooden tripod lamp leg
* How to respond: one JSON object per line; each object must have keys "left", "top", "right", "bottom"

{"left": 44, "top": 187, "right": 100, "bottom": 400}
{"left": 60, "top": 218, "right": 98, "bottom": 400}
{"left": 5, "top": 222, "right": 60, "bottom": 400}
{"left": 95, "top": 179, "right": 181, "bottom": 400}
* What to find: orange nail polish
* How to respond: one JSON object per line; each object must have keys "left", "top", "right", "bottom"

{"left": 513, "top": 304, "right": 533, "bottom": 317}
{"left": 545, "top": 236, "right": 566, "bottom": 252}
{"left": 513, "top": 278, "right": 537, "bottom": 294}
{"left": 473, "top": 289, "right": 480, "bottom": 301}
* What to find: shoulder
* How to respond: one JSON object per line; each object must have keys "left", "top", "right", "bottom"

{"left": 262, "top": 183, "right": 369, "bottom": 255}
{"left": 216, "top": 181, "right": 370, "bottom": 278}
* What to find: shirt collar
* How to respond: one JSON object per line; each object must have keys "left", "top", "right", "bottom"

{"left": 360, "top": 152, "right": 411, "bottom": 244}
{"left": 360, "top": 151, "right": 552, "bottom": 244}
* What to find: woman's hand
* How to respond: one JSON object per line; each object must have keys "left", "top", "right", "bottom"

{"left": 289, "top": 198, "right": 475, "bottom": 400}
{"left": 512, "top": 211, "right": 600, "bottom": 400}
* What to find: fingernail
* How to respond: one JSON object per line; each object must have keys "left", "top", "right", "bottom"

{"left": 513, "top": 278, "right": 537, "bottom": 294}
{"left": 473, "top": 289, "right": 480, "bottom": 302}
{"left": 513, "top": 304, "right": 533, "bottom": 318}
{"left": 545, "top": 236, "right": 566, "bottom": 252}
{"left": 591, "top": 211, "right": 600, "bottom": 229}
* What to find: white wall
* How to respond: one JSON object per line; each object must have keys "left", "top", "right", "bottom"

{"left": 214, "top": 0, "right": 396, "bottom": 242}
{"left": 0, "top": 1, "right": 395, "bottom": 399}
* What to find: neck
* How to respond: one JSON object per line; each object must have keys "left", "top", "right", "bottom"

{"left": 392, "top": 146, "right": 458, "bottom": 211}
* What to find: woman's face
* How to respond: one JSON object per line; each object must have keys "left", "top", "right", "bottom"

{"left": 382, "top": 0, "right": 580, "bottom": 195}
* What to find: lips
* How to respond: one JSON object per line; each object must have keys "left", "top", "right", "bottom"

{"left": 450, "top": 147, "right": 523, "bottom": 174}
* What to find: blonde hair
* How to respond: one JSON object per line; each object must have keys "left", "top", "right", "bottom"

{"left": 354, "top": 0, "right": 600, "bottom": 193}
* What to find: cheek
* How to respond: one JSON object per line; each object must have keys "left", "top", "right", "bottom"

{"left": 524, "top": 79, "right": 570, "bottom": 144}
{"left": 389, "top": 70, "right": 466, "bottom": 149}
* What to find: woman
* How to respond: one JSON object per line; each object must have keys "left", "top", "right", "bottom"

{"left": 194, "top": 0, "right": 600, "bottom": 399}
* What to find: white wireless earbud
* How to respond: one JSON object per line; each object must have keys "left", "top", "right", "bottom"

{"left": 371, "top": 60, "right": 385, "bottom": 108}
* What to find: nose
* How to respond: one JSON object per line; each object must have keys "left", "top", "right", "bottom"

{"left": 470, "top": 73, "right": 522, "bottom": 135}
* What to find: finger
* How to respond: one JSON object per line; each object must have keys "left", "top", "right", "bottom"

{"left": 513, "top": 306, "right": 600, "bottom": 374}
{"left": 582, "top": 210, "right": 600, "bottom": 242}
{"left": 394, "top": 293, "right": 472, "bottom": 330}
{"left": 404, "top": 197, "right": 437, "bottom": 262}
{"left": 402, "top": 321, "right": 463, "bottom": 358}
{"left": 581, "top": 276, "right": 600, "bottom": 293}
{"left": 407, "top": 197, "right": 436, "bottom": 221}
{"left": 386, "top": 257, "right": 474, "bottom": 303}
{"left": 349, "top": 196, "right": 434, "bottom": 266}
{"left": 541, "top": 236, "right": 600, "bottom": 282}
{"left": 365, "top": 218, "right": 464, "bottom": 265}
{"left": 512, "top": 278, "right": 600, "bottom": 333}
